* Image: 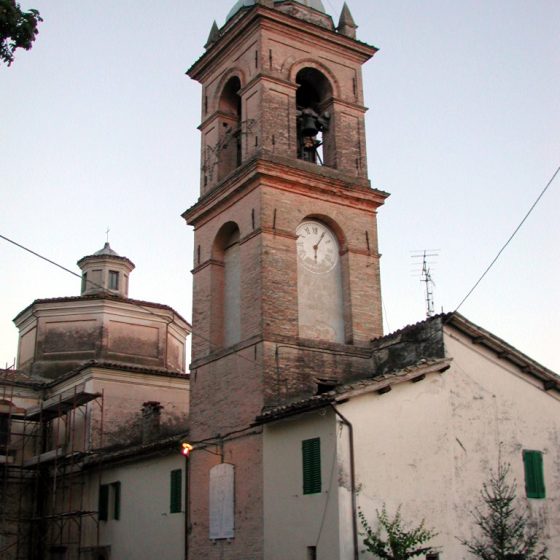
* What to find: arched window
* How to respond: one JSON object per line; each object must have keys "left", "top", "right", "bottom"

{"left": 218, "top": 76, "right": 242, "bottom": 181}
{"left": 295, "top": 68, "right": 333, "bottom": 166}
{"left": 213, "top": 222, "right": 241, "bottom": 348}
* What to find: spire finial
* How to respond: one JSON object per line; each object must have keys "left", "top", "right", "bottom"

{"left": 205, "top": 21, "right": 220, "bottom": 50}
{"left": 337, "top": 2, "right": 357, "bottom": 39}
{"left": 105, "top": 227, "right": 110, "bottom": 244}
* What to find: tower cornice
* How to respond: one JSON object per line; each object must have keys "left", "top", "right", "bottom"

{"left": 188, "top": 5, "right": 377, "bottom": 82}
{"left": 183, "top": 155, "right": 389, "bottom": 228}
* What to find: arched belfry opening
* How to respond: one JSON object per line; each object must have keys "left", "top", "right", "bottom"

{"left": 295, "top": 68, "right": 333, "bottom": 166}
{"left": 212, "top": 222, "right": 241, "bottom": 348}
{"left": 218, "top": 76, "right": 242, "bottom": 180}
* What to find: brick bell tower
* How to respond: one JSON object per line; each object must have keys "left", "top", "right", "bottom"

{"left": 183, "top": 1, "right": 388, "bottom": 558}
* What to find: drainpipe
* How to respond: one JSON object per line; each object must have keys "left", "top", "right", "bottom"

{"left": 184, "top": 451, "right": 190, "bottom": 560}
{"left": 329, "top": 404, "right": 358, "bottom": 560}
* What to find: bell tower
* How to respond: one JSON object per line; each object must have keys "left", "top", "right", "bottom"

{"left": 183, "top": 1, "right": 388, "bottom": 558}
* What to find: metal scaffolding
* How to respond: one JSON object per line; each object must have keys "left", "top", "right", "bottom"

{"left": 0, "top": 377, "right": 104, "bottom": 560}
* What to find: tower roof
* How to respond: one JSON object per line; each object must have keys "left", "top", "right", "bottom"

{"left": 93, "top": 242, "right": 120, "bottom": 257}
{"left": 226, "top": 0, "right": 327, "bottom": 22}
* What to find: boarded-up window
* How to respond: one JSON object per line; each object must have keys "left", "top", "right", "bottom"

{"left": 209, "top": 463, "right": 234, "bottom": 539}
{"left": 170, "top": 469, "right": 182, "bottom": 513}
{"left": 523, "top": 450, "right": 545, "bottom": 499}
{"left": 302, "top": 438, "right": 321, "bottom": 494}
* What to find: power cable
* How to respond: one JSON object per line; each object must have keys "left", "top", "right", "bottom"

{"left": 454, "top": 164, "right": 560, "bottom": 313}
{"left": 0, "top": 233, "right": 262, "bottom": 370}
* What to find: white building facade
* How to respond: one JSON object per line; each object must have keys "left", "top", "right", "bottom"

{"left": 261, "top": 314, "right": 560, "bottom": 559}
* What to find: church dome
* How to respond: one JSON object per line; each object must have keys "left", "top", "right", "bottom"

{"left": 226, "top": 0, "right": 327, "bottom": 22}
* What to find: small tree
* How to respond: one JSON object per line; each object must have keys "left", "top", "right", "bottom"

{"left": 0, "top": 0, "right": 42, "bottom": 66}
{"left": 359, "top": 504, "right": 438, "bottom": 559}
{"left": 460, "top": 461, "right": 548, "bottom": 560}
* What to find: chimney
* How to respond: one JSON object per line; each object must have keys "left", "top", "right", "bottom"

{"left": 141, "top": 401, "right": 163, "bottom": 444}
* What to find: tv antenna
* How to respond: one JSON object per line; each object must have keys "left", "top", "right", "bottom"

{"left": 411, "top": 250, "right": 439, "bottom": 317}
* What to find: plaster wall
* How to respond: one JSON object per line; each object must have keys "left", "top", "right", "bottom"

{"left": 44, "top": 367, "right": 189, "bottom": 451}
{"left": 15, "top": 300, "right": 188, "bottom": 377}
{"left": 82, "top": 454, "right": 185, "bottom": 560}
{"left": 87, "top": 369, "right": 189, "bottom": 448}
{"left": 337, "top": 330, "right": 560, "bottom": 558}
{"left": 263, "top": 410, "right": 340, "bottom": 560}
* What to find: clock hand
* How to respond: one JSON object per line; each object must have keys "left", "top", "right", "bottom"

{"left": 312, "top": 232, "right": 326, "bottom": 259}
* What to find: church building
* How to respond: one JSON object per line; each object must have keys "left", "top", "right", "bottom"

{"left": 1, "top": 2, "right": 558, "bottom": 559}
{"left": 182, "top": 1, "right": 560, "bottom": 559}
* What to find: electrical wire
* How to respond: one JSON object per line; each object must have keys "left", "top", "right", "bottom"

{"left": 454, "top": 164, "right": 559, "bottom": 313}
{"left": 0, "top": 233, "right": 262, "bottom": 370}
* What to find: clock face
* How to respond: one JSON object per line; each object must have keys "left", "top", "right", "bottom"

{"left": 296, "top": 221, "right": 338, "bottom": 274}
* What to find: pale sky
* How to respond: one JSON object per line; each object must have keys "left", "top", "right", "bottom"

{"left": 1, "top": 1, "right": 558, "bottom": 372}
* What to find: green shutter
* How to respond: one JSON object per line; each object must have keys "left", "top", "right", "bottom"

{"left": 112, "top": 481, "right": 121, "bottom": 520}
{"left": 170, "top": 469, "right": 182, "bottom": 513}
{"left": 302, "top": 438, "right": 321, "bottom": 495}
{"left": 523, "top": 450, "right": 545, "bottom": 499}
{"left": 98, "top": 484, "right": 109, "bottom": 521}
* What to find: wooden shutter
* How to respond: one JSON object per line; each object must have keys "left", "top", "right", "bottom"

{"left": 98, "top": 484, "right": 109, "bottom": 521}
{"left": 523, "top": 450, "right": 545, "bottom": 499}
{"left": 302, "top": 438, "right": 321, "bottom": 495}
{"left": 170, "top": 469, "right": 182, "bottom": 513}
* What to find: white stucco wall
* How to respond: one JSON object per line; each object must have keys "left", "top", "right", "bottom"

{"left": 84, "top": 453, "right": 186, "bottom": 560}
{"left": 263, "top": 410, "right": 341, "bottom": 560}
{"left": 341, "top": 329, "right": 560, "bottom": 558}
{"left": 263, "top": 327, "right": 560, "bottom": 559}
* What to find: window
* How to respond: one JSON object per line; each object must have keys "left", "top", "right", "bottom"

{"left": 108, "top": 270, "right": 119, "bottom": 290}
{"left": 295, "top": 68, "right": 333, "bottom": 166}
{"left": 98, "top": 481, "right": 121, "bottom": 521}
{"left": 98, "top": 484, "right": 109, "bottom": 521}
{"left": 0, "top": 414, "right": 9, "bottom": 454}
{"left": 217, "top": 76, "right": 242, "bottom": 181}
{"left": 307, "top": 546, "right": 317, "bottom": 560}
{"left": 523, "top": 450, "right": 545, "bottom": 499}
{"left": 426, "top": 554, "right": 439, "bottom": 560}
{"left": 111, "top": 481, "right": 121, "bottom": 520}
{"left": 81, "top": 272, "right": 88, "bottom": 293}
{"left": 302, "top": 438, "right": 321, "bottom": 494}
{"left": 170, "top": 469, "right": 182, "bottom": 513}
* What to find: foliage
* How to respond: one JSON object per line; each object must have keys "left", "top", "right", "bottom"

{"left": 0, "top": 0, "right": 42, "bottom": 66}
{"left": 459, "top": 461, "right": 548, "bottom": 560}
{"left": 359, "top": 504, "right": 438, "bottom": 559}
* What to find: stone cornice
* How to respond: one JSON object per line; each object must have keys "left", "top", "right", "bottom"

{"left": 183, "top": 156, "right": 389, "bottom": 227}
{"left": 188, "top": 5, "right": 377, "bottom": 82}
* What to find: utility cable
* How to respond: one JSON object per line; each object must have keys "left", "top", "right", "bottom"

{"left": 454, "top": 164, "right": 560, "bottom": 313}
{"left": 0, "top": 233, "right": 262, "bottom": 370}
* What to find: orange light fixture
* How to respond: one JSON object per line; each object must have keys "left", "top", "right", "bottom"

{"left": 181, "top": 442, "right": 194, "bottom": 457}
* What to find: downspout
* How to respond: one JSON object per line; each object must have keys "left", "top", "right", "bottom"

{"left": 185, "top": 452, "right": 190, "bottom": 560}
{"left": 329, "top": 404, "right": 358, "bottom": 560}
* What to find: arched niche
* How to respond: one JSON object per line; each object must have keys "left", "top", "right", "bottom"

{"left": 212, "top": 222, "right": 241, "bottom": 348}
{"left": 217, "top": 76, "right": 242, "bottom": 181}
{"left": 295, "top": 217, "right": 345, "bottom": 343}
{"left": 295, "top": 66, "right": 336, "bottom": 166}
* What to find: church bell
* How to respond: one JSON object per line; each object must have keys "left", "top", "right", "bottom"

{"left": 300, "top": 113, "right": 319, "bottom": 137}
